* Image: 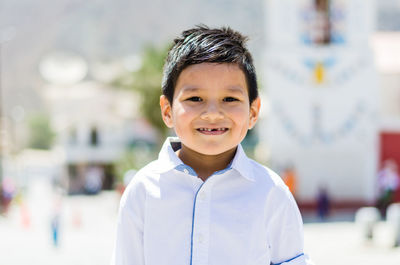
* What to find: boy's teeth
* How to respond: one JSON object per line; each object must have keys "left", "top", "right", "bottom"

{"left": 199, "top": 128, "right": 226, "bottom": 131}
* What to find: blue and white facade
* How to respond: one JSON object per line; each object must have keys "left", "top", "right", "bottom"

{"left": 260, "top": 0, "right": 379, "bottom": 203}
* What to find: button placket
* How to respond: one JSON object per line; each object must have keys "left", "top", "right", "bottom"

{"left": 197, "top": 191, "right": 206, "bottom": 202}
{"left": 191, "top": 182, "right": 212, "bottom": 265}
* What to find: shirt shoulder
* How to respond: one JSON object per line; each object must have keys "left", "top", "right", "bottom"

{"left": 247, "top": 160, "right": 300, "bottom": 217}
{"left": 245, "top": 159, "right": 297, "bottom": 209}
{"left": 247, "top": 159, "right": 289, "bottom": 190}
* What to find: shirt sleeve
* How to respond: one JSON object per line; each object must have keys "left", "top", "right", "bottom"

{"left": 111, "top": 179, "right": 146, "bottom": 265}
{"left": 266, "top": 185, "right": 314, "bottom": 265}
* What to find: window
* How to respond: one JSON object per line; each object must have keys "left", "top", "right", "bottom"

{"left": 90, "top": 127, "right": 99, "bottom": 146}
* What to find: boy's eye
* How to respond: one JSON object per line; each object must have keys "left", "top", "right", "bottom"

{"left": 187, "top": 96, "right": 202, "bottom": 102}
{"left": 223, "top": 97, "right": 239, "bottom": 102}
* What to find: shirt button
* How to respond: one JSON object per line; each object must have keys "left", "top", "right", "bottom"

{"left": 183, "top": 168, "right": 189, "bottom": 174}
{"left": 198, "top": 234, "right": 204, "bottom": 243}
{"left": 198, "top": 192, "right": 206, "bottom": 201}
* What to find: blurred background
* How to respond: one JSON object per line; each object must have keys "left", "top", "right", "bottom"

{"left": 1, "top": 0, "right": 400, "bottom": 264}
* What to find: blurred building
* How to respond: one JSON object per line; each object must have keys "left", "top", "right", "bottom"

{"left": 377, "top": 0, "right": 400, "bottom": 31}
{"left": 372, "top": 32, "right": 400, "bottom": 180}
{"left": 260, "top": 0, "right": 379, "bottom": 208}
{"left": 40, "top": 54, "right": 157, "bottom": 194}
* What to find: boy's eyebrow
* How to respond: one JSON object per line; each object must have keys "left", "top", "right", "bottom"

{"left": 226, "top": 86, "right": 245, "bottom": 94}
{"left": 180, "top": 85, "right": 245, "bottom": 94}
{"left": 181, "top": 86, "right": 200, "bottom": 93}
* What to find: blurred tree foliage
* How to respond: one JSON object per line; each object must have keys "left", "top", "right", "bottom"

{"left": 113, "top": 141, "right": 155, "bottom": 184}
{"left": 112, "top": 45, "right": 170, "bottom": 183}
{"left": 114, "top": 149, "right": 137, "bottom": 184}
{"left": 113, "top": 44, "right": 171, "bottom": 140}
{"left": 27, "top": 113, "right": 55, "bottom": 150}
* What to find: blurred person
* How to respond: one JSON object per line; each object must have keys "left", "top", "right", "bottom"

{"left": 84, "top": 166, "right": 104, "bottom": 195}
{"left": 316, "top": 186, "right": 330, "bottom": 220}
{"left": 312, "top": 0, "right": 331, "bottom": 44}
{"left": 50, "top": 195, "right": 62, "bottom": 247}
{"left": 0, "top": 183, "right": 3, "bottom": 214}
{"left": 71, "top": 208, "right": 82, "bottom": 228}
{"left": 17, "top": 193, "right": 31, "bottom": 228}
{"left": 282, "top": 165, "right": 298, "bottom": 197}
{"left": 112, "top": 25, "right": 313, "bottom": 265}
{"left": 0, "top": 178, "right": 16, "bottom": 215}
{"left": 377, "top": 159, "right": 400, "bottom": 218}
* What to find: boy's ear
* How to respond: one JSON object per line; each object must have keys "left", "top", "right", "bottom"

{"left": 160, "top": 95, "right": 174, "bottom": 128}
{"left": 249, "top": 97, "right": 261, "bottom": 130}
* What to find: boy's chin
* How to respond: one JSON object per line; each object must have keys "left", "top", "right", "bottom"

{"left": 186, "top": 144, "right": 238, "bottom": 157}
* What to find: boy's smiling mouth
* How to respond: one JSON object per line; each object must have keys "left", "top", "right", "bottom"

{"left": 197, "top": 128, "right": 229, "bottom": 135}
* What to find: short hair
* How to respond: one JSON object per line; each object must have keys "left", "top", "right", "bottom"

{"left": 162, "top": 25, "right": 258, "bottom": 105}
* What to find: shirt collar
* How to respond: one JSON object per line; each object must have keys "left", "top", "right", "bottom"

{"left": 229, "top": 143, "right": 255, "bottom": 182}
{"left": 156, "top": 137, "right": 255, "bottom": 181}
{"left": 157, "top": 137, "right": 184, "bottom": 172}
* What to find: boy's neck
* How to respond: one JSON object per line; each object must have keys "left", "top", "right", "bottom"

{"left": 176, "top": 144, "right": 237, "bottom": 182}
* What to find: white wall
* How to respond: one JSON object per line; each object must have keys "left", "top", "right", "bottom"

{"left": 261, "top": 0, "right": 379, "bottom": 203}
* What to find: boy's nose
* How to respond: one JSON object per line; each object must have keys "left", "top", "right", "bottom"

{"left": 200, "top": 101, "right": 224, "bottom": 121}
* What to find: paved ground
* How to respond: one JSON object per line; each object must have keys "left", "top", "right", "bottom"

{"left": 0, "top": 179, "right": 119, "bottom": 265}
{"left": 1, "top": 178, "right": 400, "bottom": 265}
{"left": 304, "top": 222, "right": 400, "bottom": 265}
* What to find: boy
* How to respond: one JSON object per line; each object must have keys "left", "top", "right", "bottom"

{"left": 112, "top": 25, "right": 312, "bottom": 265}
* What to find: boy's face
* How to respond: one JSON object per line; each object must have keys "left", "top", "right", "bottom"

{"left": 160, "top": 62, "right": 260, "bottom": 156}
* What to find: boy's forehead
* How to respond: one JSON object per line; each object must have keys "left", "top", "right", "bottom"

{"left": 174, "top": 63, "right": 248, "bottom": 93}
{"left": 180, "top": 62, "right": 243, "bottom": 75}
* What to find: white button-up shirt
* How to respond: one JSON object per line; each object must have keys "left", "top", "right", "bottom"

{"left": 112, "top": 138, "right": 313, "bottom": 265}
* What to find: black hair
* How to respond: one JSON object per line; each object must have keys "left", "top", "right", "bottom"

{"left": 162, "top": 25, "right": 258, "bottom": 105}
